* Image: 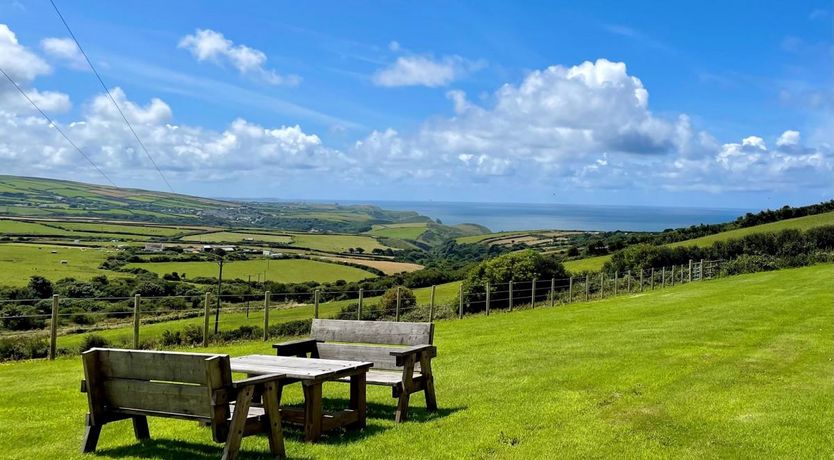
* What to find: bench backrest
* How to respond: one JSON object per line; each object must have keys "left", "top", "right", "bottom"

{"left": 311, "top": 319, "right": 433, "bottom": 371}
{"left": 82, "top": 348, "right": 232, "bottom": 431}
{"left": 311, "top": 319, "right": 434, "bottom": 346}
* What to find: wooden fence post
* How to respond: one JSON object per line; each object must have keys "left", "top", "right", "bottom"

{"left": 358, "top": 288, "right": 363, "bottom": 320}
{"left": 700, "top": 259, "right": 704, "bottom": 280}
{"left": 49, "top": 294, "right": 59, "bottom": 360}
{"left": 133, "top": 294, "right": 141, "bottom": 349}
{"left": 662, "top": 267, "right": 666, "bottom": 288}
{"left": 627, "top": 270, "right": 631, "bottom": 292}
{"left": 651, "top": 268, "right": 655, "bottom": 290}
{"left": 688, "top": 259, "right": 693, "bottom": 282}
{"left": 568, "top": 277, "right": 573, "bottom": 304}
{"left": 600, "top": 273, "right": 605, "bottom": 298}
{"left": 458, "top": 284, "right": 464, "bottom": 319}
{"left": 531, "top": 279, "right": 537, "bottom": 308}
{"left": 429, "top": 285, "right": 436, "bottom": 323}
{"left": 263, "top": 291, "right": 270, "bottom": 341}
{"left": 314, "top": 289, "right": 320, "bottom": 319}
{"left": 640, "top": 269, "right": 644, "bottom": 292}
{"left": 550, "top": 278, "right": 556, "bottom": 307}
{"left": 395, "top": 286, "right": 401, "bottom": 321}
{"left": 585, "top": 274, "right": 590, "bottom": 301}
{"left": 671, "top": 266, "right": 676, "bottom": 286}
{"left": 510, "top": 280, "right": 513, "bottom": 311}
{"left": 485, "top": 282, "right": 491, "bottom": 316}
{"left": 614, "top": 272, "right": 619, "bottom": 296}
{"left": 202, "top": 292, "right": 210, "bottom": 347}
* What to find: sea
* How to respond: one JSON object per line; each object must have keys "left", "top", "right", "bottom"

{"left": 337, "top": 201, "right": 751, "bottom": 233}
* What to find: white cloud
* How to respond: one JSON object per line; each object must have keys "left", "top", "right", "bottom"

{"left": 40, "top": 37, "right": 86, "bottom": 70}
{"left": 776, "top": 130, "right": 800, "bottom": 147}
{"left": 0, "top": 24, "right": 51, "bottom": 81}
{"left": 178, "top": 29, "right": 300, "bottom": 86}
{"left": 373, "top": 55, "right": 484, "bottom": 87}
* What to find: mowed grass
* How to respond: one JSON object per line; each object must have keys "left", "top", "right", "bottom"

{"left": 366, "top": 223, "right": 427, "bottom": 240}
{"left": 125, "top": 258, "right": 377, "bottom": 283}
{"left": 564, "top": 254, "right": 611, "bottom": 273}
{"left": 0, "top": 243, "right": 111, "bottom": 286}
{"left": 0, "top": 265, "right": 830, "bottom": 458}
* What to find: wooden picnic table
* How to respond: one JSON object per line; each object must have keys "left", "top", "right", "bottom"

{"left": 230, "top": 355, "right": 372, "bottom": 442}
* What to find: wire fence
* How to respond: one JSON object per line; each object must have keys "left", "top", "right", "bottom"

{"left": 0, "top": 259, "right": 723, "bottom": 361}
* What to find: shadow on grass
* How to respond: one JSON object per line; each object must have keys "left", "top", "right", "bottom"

{"left": 95, "top": 438, "right": 313, "bottom": 460}
{"left": 94, "top": 400, "right": 464, "bottom": 457}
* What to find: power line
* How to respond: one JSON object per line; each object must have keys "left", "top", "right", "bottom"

{"left": 0, "top": 66, "right": 117, "bottom": 187}
{"left": 48, "top": 0, "right": 176, "bottom": 193}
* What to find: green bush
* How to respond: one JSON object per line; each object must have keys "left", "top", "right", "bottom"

{"left": 267, "top": 319, "right": 312, "bottom": 337}
{"left": 0, "top": 335, "right": 49, "bottom": 361}
{"left": 78, "top": 334, "right": 111, "bottom": 353}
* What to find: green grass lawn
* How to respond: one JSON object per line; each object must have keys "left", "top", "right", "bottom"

{"left": 289, "top": 234, "right": 390, "bottom": 253}
{"left": 366, "top": 223, "right": 427, "bottom": 240}
{"left": 0, "top": 243, "right": 112, "bottom": 286}
{"left": 1, "top": 265, "right": 830, "bottom": 458}
{"left": 125, "top": 258, "right": 377, "bottom": 283}
{"left": 564, "top": 254, "right": 611, "bottom": 273}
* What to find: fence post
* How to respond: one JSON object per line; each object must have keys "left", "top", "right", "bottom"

{"left": 662, "top": 267, "right": 666, "bottom": 288}
{"left": 627, "top": 270, "right": 631, "bottom": 292}
{"left": 614, "top": 272, "right": 619, "bottom": 296}
{"left": 458, "top": 284, "right": 464, "bottom": 319}
{"left": 531, "top": 279, "right": 537, "bottom": 308}
{"left": 600, "top": 273, "right": 605, "bottom": 298}
{"left": 651, "top": 268, "right": 655, "bottom": 290}
{"left": 689, "top": 259, "right": 693, "bottom": 282}
{"left": 395, "top": 286, "right": 401, "bottom": 321}
{"left": 49, "top": 294, "right": 59, "bottom": 360}
{"left": 585, "top": 274, "right": 590, "bottom": 301}
{"left": 700, "top": 259, "right": 704, "bottom": 280}
{"left": 485, "top": 282, "right": 491, "bottom": 316}
{"left": 314, "top": 289, "right": 320, "bottom": 319}
{"left": 568, "top": 277, "right": 573, "bottom": 304}
{"left": 202, "top": 292, "right": 210, "bottom": 347}
{"left": 640, "top": 269, "right": 644, "bottom": 292}
{"left": 671, "top": 266, "right": 676, "bottom": 286}
{"left": 358, "top": 288, "right": 363, "bottom": 320}
{"left": 509, "top": 280, "right": 514, "bottom": 311}
{"left": 133, "top": 294, "right": 141, "bottom": 349}
{"left": 429, "top": 285, "right": 436, "bottom": 323}
{"left": 263, "top": 291, "right": 270, "bottom": 341}
{"left": 550, "top": 278, "right": 556, "bottom": 307}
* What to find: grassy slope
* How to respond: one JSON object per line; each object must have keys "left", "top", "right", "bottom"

{"left": 0, "top": 244, "right": 111, "bottom": 286}
{"left": 181, "top": 231, "right": 293, "bottom": 244}
{"left": 0, "top": 265, "right": 830, "bottom": 458}
{"left": 366, "top": 223, "right": 428, "bottom": 240}
{"left": 565, "top": 211, "right": 834, "bottom": 273}
{"left": 126, "top": 258, "right": 377, "bottom": 283}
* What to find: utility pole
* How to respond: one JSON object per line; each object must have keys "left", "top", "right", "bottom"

{"left": 213, "top": 248, "right": 226, "bottom": 334}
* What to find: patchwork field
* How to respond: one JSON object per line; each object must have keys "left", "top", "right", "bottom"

{"left": 316, "top": 256, "right": 424, "bottom": 274}
{"left": 0, "top": 243, "right": 112, "bottom": 286}
{"left": 366, "top": 223, "right": 428, "bottom": 240}
{"left": 181, "top": 231, "right": 293, "bottom": 244}
{"left": 125, "top": 258, "right": 378, "bottom": 283}
{"left": 0, "top": 265, "right": 830, "bottom": 458}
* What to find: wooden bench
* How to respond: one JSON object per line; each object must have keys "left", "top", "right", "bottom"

{"left": 273, "top": 319, "right": 437, "bottom": 422}
{"left": 80, "top": 348, "right": 286, "bottom": 460}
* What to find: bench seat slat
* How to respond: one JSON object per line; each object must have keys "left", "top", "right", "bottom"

{"left": 102, "top": 379, "right": 212, "bottom": 418}
{"left": 311, "top": 319, "right": 434, "bottom": 346}
{"left": 316, "top": 343, "right": 421, "bottom": 371}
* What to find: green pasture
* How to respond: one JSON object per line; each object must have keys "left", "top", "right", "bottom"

{"left": 54, "top": 222, "right": 193, "bottom": 237}
{"left": 125, "top": 258, "right": 377, "bottom": 283}
{"left": 0, "top": 243, "right": 112, "bottom": 286}
{"left": 367, "top": 223, "right": 428, "bottom": 240}
{"left": 289, "top": 234, "right": 390, "bottom": 253}
{"left": 669, "top": 211, "right": 834, "bottom": 248}
{"left": 0, "top": 265, "right": 830, "bottom": 458}
{"left": 181, "top": 231, "right": 293, "bottom": 244}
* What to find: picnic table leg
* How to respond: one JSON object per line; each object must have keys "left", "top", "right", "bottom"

{"left": 420, "top": 354, "right": 438, "bottom": 412}
{"left": 394, "top": 387, "right": 411, "bottom": 423}
{"left": 302, "top": 383, "right": 323, "bottom": 442}
{"left": 132, "top": 415, "right": 150, "bottom": 441}
{"left": 222, "top": 385, "right": 254, "bottom": 460}
{"left": 262, "top": 381, "right": 286, "bottom": 458}
{"left": 80, "top": 413, "right": 102, "bottom": 453}
{"left": 349, "top": 372, "right": 367, "bottom": 429}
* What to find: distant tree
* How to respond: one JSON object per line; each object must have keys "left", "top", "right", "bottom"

{"left": 355, "top": 247, "right": 365, "bottom": 254}
{"left": 566, "top": 246, "right": 580, "bottom": 257}
{"left": 380, "top": 286, "right": 416, "bottom": 314}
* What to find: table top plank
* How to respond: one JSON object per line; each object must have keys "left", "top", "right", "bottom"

{"left": 230, "top": 355, "right": 372, "bottom": 382}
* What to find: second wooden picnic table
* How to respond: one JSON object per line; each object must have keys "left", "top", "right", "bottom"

{"left": 230, "top": 354, "right": 372, "bottom": 442}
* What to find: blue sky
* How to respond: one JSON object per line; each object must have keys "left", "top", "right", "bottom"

{"left": 0, "top": 0, "right": 830, "bottom": 209}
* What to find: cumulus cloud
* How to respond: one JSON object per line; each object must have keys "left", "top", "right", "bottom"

{"left": 373, "top": 55, "right": 484, "bottom": 87}
{"left": 40, "top": 37, "right": 86, "bottom": 70}
{"left": 178, "top": 29, "right": 300, "bottom": 86}
{"left": 0, "top": 24, "right": 71, "bottom": 114}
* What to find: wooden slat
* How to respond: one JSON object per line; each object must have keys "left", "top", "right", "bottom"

{"left": 337, "top": 370, "right": 413, "bottom": 386}
{"left": 230, "top": 355, "right": 371, "bottom": 381}
{"left": 102, "top": 379, "right": 212, "bottom": 418}
{"left": 95, "top": 348, "right": 222, "bottom": 385}
{"left": 317, "top": 343, "right": 416, "bottom": 371}
{"left": 311, "top": 319, "right": 433, "bottom": 346}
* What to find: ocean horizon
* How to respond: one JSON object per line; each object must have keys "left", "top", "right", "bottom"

{"left": 249, "top": 199, "right": 752, "bottom": 233}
